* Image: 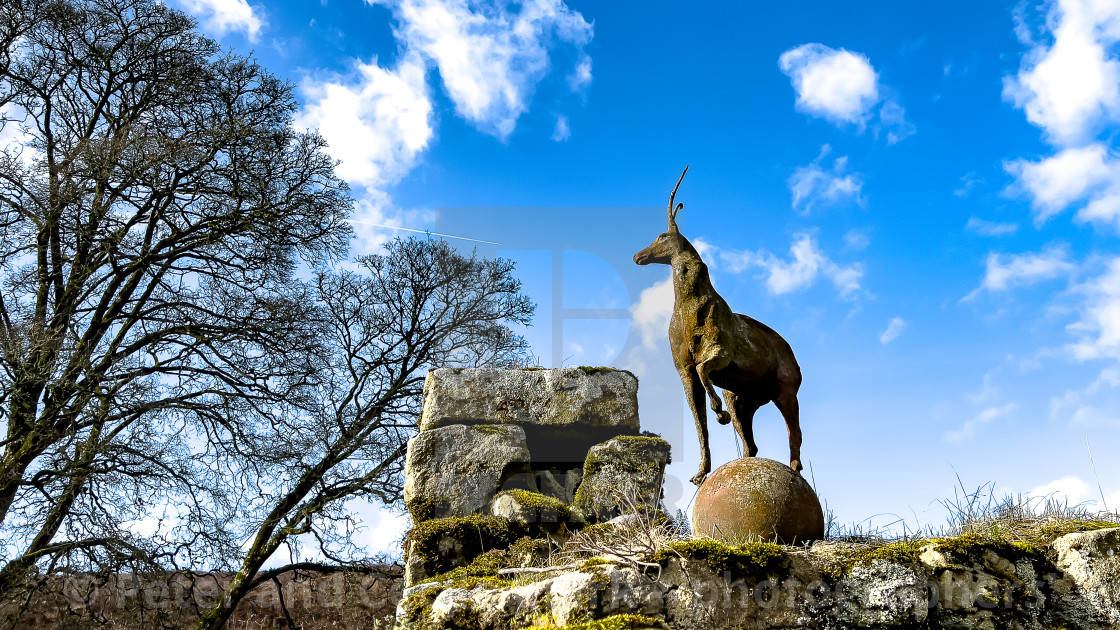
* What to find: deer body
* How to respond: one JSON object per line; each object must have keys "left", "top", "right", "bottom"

{"left": 635, "top": 168, "right": 803, "bottom": 486}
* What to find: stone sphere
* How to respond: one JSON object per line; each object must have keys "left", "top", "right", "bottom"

{"left": 692, "top": 457, "right": 824, "bottom": 544}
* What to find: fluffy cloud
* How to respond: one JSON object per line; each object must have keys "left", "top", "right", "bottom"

{"left": 630, "top": 275, "right": 674, "bottom": 352}
{"left": 943, "top": 403, "right": 1018, "bottom": 443}
{"left": 779, "top": 44, "right": 879, "bottom": 125}
{"left": 879, "top": 317, "right": 906, "bottom": 344}
{"left": 967, "top": 245, "right": 1075, "bottom": 298}
{"left": 721, "top": 234, "right": 862, "bottom": 298}
{"left": 1068, "top": 257, "right": 1120, "bottom": 361}
{"left": 373, "top": 0, "right": 593, "bottom": 139}
{"left": 1004, "top": 0, "right": 1120, "bottom": 146}
{"left": 788, "top": 145, "right": 864, "bottom": 213}
{"left": 966, "top": 216, "right": 1019, "bottom": 236}
{"left": 295, "top": 53, "right": 433, "bottom": 190}
{"left": 1004, "top": 144, "right": 1120, "bottom": 226}
{"left": 551, "top": 115, "right": 571, "bottom": 142}
{"left": 175, "top": 0, "right": 263, "bottom": 41}
{"left": 778, "top": 43, "right": 912, "bottom": 141}
{"left": 1029, "top": 475, "right": 1120, "bottom": 509}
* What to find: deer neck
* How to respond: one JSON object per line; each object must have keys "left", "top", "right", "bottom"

{"left": 670, "top": 247, "right": 716, "bottom": 309}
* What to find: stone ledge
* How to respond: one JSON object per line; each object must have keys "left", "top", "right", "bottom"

{"left": 397, "top": 526, "right": 1120, "bottom": 629}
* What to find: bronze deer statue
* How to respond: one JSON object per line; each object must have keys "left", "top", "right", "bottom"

{"left": 634, "top": 167, "right": 804, "bottom": 486}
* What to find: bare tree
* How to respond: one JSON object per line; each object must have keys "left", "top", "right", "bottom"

{"left": 192, "top": 237, "right": 534, "bottom": 630}
{"left": 0, "top": 0, "right": 351, "bottom": 608}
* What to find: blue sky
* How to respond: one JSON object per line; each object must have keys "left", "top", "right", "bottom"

{"left": 173, "top": 0, "right": 1120, "bottom": 553}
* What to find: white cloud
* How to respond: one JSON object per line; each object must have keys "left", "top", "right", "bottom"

{"left": 176, "top": 0, "right": 263, "bottom": 41}
{"left": 967, "top": 245, "right": 1075, "bottom": 298}
{"left": 955, "top": 172, "right": 983, "bottom": 197}
{"left": 630, "top": 275, "right": 674, "bottom": 352}
{"left": 878, "top": 98, "right": 915, "bottom": 144}
{"left": 1004, "top": 144, "right": 1120, "bottom": 225}
{"left": 1028, "top": 475, "right": 1119, "bottom": 510}
{"left": 374, "top": 0, "right": 593, "bottom": 139}
{"left": 844, "top": 230, "right": 870, "bottom": 251}
{"left": 880, "top": 317, "right": 906, "bottom": 344}
{"left": 1004, "top": 0, "right": 1120, "bottom": 146}
{"left": 295, "top": 53, "right": 433, "bottom": 190}
{"left": 551, "top": 115, "right": 571, "bottom": 141}
{"left": 778, "top": 43, "right": 913, "bottom": 140}
{"left": 788, "top": 146, "right": 864, "bottom": 213}
{"left": 1030, "top": 475, "right": 1093, "bottom": 505}
{"left": 0, "top": 104, "right": 39, "bottom": 166}
{"left": 1068, "top": 257, "right": 1120, "bottom": 361}
{"left": 943, "top": 403, "right": 1018, "bottom": 442}
{"left": 779, "top": 43, "right": 879, "bottom": 126}
{"left": 966, "top": 216, "right": 1019, "bottom": 236}
{"left": 722, "top": 234, "right": 863, "bottom": 298}
{"left": 569, "top": 55, "right": 592, "bottom": 91}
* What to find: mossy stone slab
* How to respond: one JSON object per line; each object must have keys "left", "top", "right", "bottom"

{"left": 573, "top": 436, "right": 672, "bottom": 523}
{"left": 403, "top": 424, "right": 533, "bottom": 522}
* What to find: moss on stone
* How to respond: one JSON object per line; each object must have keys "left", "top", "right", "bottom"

{"left": 406, "top": 496, "right": 448, "bottom": 524}
{"left": 654, "top": 539, "right": 787, "bottom": 580}
{"left": 498, "top": 489, "right": 572, "bottom": 519}
{"left": 468, "top": 424, "right": 509, "bottom": 435}
{"left": 577, "top": 366, "right": 616, "bottom": 375}
{"left": 818, "top": 540, "right": 924, "bottom": 580}
{"left": 507, "top": 536, "right": 551, "bottom": 566}
{"left": 400, "top": 573, "right": 515, "bottom": 630}
{"left": 582, "top": 437, "right": 672, "bottom": 476}
{"left": 577, "top": 557, "right": 619, "bottom": 571}
{"left": 931, "top": 533, "right": 1042, "bottom": 562}
{"left": 1036, "top": 520, "right": 1118, "bottom": 545}
{"left": 554, "top": 613, "right": 667, "bottom": 629}
{"left": 407, "top": 515, "right": 526, "bottom": 581}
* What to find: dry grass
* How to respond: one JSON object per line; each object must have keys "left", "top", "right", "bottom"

{"left": 822, "top": 476, "right": 1120, "bottom": 550}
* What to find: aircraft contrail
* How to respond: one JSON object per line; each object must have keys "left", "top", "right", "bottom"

{"left": 348, "top": 220, "right": 502, "bottom": 245}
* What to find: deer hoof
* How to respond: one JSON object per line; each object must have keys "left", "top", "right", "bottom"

{"left": 690, "top": 471, "right": 708, "bottom": 486}
{"left": 790, "top": 459, "right": 803, "bottom": 474}
{"left": 715, "top": 410, "right": 731, "bottom": 425}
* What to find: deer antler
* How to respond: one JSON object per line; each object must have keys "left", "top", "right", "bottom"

{"left": 668, "top": 165, "right": 689, "bottom": 229}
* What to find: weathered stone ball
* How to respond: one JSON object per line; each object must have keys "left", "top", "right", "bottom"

{"left": 692, "top": 457, "right": 824, "bottom": 544}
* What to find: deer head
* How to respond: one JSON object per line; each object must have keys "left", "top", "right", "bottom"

{"left": 633, "top": 166, "right": 689, "bottom": 266}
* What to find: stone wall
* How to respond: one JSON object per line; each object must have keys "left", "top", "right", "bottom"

{"left": 399, "top": 367, "right": 1120, "bottom": 629}
{"left": 399, "top": 526, "right": 1120, "bottom": 629}
{"left": 402, "top": 367, "right": 672, "bottom": 586}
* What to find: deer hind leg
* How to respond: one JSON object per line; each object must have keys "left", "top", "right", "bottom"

{"left": 724, "top": 390, "right": 761, "bottom": 458}
{"left": 681, "top": 368, "right": 712, "bottom": 486}
{"left": 773, "top": 388, "right": 803, "bottom": 474}
{"left": 696, "top": 356, "right": 731, "bottom": 426}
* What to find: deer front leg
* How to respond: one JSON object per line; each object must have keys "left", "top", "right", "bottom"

{"left": 681, "top": 368, "right": 711, "bottom": 486}
{"left": 723, "top": 390, "right": 760, "bottom": 458}
{"left": 774, "top": 388, "right": 803, "bottom": 474}
{"left": 696, "top": 357, "right": 731, "bottom": 425}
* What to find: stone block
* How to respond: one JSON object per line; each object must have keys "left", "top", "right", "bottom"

{"left": 419, "top": 367, "right": 639, "bottom": 463}
{"left": 403, "top": 424, "right": 533, "bottom": 522}
{"left": 573, "top": 435, "right": 671, "bottom": 523}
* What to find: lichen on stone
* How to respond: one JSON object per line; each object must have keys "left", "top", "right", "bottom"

{"left": 406, "top": 496, "right": 448, "bottom": 524}
{"left": 554, "top": 613, "right": 667, "bottom": 629}
{"left": 653, "top": 539, "right": 787, "bottom": 580}
{"left": 407, "top": 515, "right": 526, "bottom": 582}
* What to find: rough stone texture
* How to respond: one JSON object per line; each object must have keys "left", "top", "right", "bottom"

{"left": 489, "top": 491, "right": 573, "bottom": 530}
{"left": 403, "top": 424, "right": 532, "bottom": 522}
{"left": 692, "top": 457, "right": 824, "bottom": 544}
{"left": 842, "top": 560, "right": 928, "bottom": 627}
{"left": 398, "top": 564, "right": 664, "bottom": 629}
{"left": 419, "top": 368, "right": 639, "bottom": 461}
{"left": 532, "top": 467, "right": 583, "bottom": 504}
{"left": 399, "top": 529, "right": 1120, "bottom": 629}
{"left": 573, "top": 436, "right": 672, "bottom": 523}
{"left": 1053, "top": 527, "right": 1120, "bottom": 627}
